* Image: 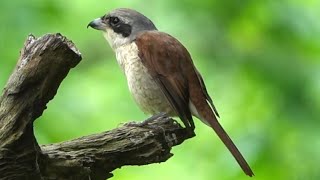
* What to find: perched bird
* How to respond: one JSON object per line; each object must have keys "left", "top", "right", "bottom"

{"left": 88, "top": 8, "right": 253, "bottom": 176}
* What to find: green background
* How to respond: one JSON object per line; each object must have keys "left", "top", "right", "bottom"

{"left": 1, "top": 0, "right": 319, "bottom": 179}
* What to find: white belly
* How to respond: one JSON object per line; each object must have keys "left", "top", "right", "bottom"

{"left": 115, "top": 42, "right": 174, "bottom": 115}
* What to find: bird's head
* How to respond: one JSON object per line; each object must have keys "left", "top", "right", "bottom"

{"left": 88, "top": 8, "right": 157, "bottom": 50}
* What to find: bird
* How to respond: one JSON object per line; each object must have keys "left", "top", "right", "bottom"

{"left": 88, "top": 8, "right": 254, "bottom": 177}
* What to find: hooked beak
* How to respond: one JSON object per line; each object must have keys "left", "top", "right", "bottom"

{"left": 87, "top": 18, "right": 106, "bottom": 30}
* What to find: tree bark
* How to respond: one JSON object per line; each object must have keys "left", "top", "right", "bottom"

{"left": 0, "top": 34, "right": 193, "bottom": 180}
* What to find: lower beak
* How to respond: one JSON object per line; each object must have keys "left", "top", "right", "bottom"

{"left": 87, "top": 18, "right": 105, "bottom": 30}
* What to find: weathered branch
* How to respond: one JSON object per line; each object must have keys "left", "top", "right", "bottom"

{"left": 0, "top": 34, "right": 192, "bottom": 180}
{"left": 40, "top": 118, "right": 190, "bottom": 180}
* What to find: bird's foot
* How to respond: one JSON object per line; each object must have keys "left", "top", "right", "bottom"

{"left": 145, "top": 112, "right": 171, "bottom": 124}
{"left": 124, "top": 112, "right": 170, "bottom": 127}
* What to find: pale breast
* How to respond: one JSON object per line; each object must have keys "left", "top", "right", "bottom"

{"left": 115, "top": 42, "right": 174, "bottom": 115}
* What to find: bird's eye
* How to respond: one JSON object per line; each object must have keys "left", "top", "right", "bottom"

{"left": 110, "top": 17, "right": 120, "bottom": 25}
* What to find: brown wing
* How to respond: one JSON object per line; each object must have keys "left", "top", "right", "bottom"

{"left": 135, "top": 31, "right": 195, "bottom": 130}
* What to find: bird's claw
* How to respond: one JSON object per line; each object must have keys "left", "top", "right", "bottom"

{"left": 124, "top": 112, "right": 170, "bottom": 128}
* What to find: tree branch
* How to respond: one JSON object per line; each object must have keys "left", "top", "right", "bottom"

{"left": 40, "top": 118, "right": 190, "bottom": 180}
{"left": 0, "top": 34, "right": 193, "bottom": 180}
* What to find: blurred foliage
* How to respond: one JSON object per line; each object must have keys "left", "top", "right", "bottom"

{"left": 1, "top": 0, "right": 320, "bottom": 179}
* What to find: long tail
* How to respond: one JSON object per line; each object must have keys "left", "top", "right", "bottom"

{"left": 192, "top": 101, "right": 254, "bottom": 176}
{"left": 206, "top": 113, "right": 254, "bottom": 176}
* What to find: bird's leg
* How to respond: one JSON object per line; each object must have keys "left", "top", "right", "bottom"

{"left": 144, "top": 112, "right": 169, "bottom": 123}
{"left": 180, "top": 118, "right": 196, "bottom": 138}
{"left": 124, "top": 112, "right": 170, "bottom": 127}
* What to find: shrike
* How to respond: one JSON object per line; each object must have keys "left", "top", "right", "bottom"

{"left": 88, "top": 8, "right": 253, "bottom": 176}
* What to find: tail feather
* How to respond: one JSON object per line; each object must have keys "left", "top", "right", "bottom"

{"left": 188, "top": 74, "right": 253, "bottom": 176}
{"left": 206, "top": 114, "right": 254, "bottom": 177}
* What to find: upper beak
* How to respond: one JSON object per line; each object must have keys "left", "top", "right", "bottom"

{"left": 87, "top": 18, "right": 105, "bottom": 30}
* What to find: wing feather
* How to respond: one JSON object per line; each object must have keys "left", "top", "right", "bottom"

{"left": 135, "top": 31, "right": 194, "bottom": 129}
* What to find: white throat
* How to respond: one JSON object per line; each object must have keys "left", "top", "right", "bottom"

{"left": 103, "top": 29, "right": 131, "bottom": 50}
